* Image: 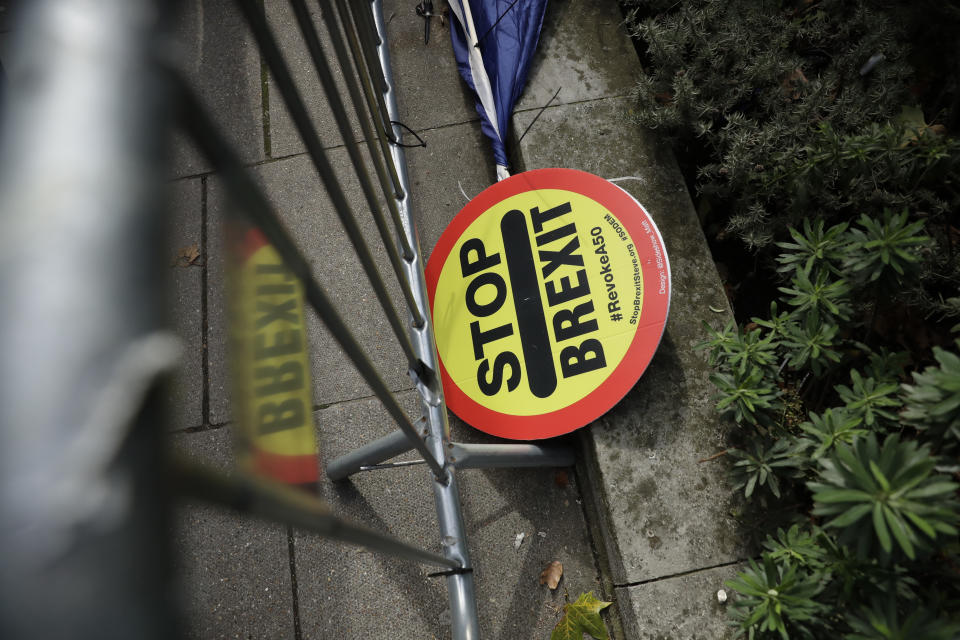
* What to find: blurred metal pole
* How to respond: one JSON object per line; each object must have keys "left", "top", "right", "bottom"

{"left": 0, "top": 0, "right": 178, "bottom": 638}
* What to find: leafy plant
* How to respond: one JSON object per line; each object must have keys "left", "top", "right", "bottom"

{"left": 798, "top": 409, "right": 867, "bottom": 461}
{"left": 844, "top": 599, "right": 960, "bottom": 640}
{"left": 809, "top": 434, "right": 959, "bottom": 559}
{"left": 628, "top": 0, "right": 960, "bottom": 634}
{"left": 776, "top": 220, "right": 849, "bottom": 276}
{"left": 701, "top": 319, "right": 780, "bottom": 375}
{"left": 627, "top": 0, "right": 960, "bottom": 316}
{"left": 550, "top": 592, "right": 611, "bottom": 640}
{"left": 730, "top": 439, "right": 805, "bottom": 499}
{"left": 901, "top": 340, "right": 960, "bottom": 452}
{"left": 752, "top": 302, "right": 793, "bottom": 340}
{"left": 761, "top": 525, "right": 828, "bottom": 570}
{"left": 711, "top": 367, "right": 781, "bottom": 427}
{"left": 835, "top": 370, "right": 901, "bottom": 429}
{"left": 843, "top": 210, "right": 930, "bottom": 284}
{"left": 778, "top": 267, "right": 852, "bottom": 323}
{"left": 863, "top": 348, "right": 909, "bottom": 384}
{"left": 726, "top": 555, "right": 826, "bottom": 640}
{"left": 781, "top": 313, "right": 841, "bottom": 376}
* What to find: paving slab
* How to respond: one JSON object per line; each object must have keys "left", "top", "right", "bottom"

{"left": 172, "top": 427, "right": 296, "bottom": 639}
{"left": 516, "top": 96, "right": 749, "bottom": 588}
{"left": 515, "top": 0, "right": 640, "bottom": 112}
{"left": 166, "top": 177, "right": 205, "bottom": 431}
{"left": 266, "top": 0, "right": 479, "bottom": 159}
{"left": 295, "top": 392, "right": 602, "bottom": 639}
{"left": 265, "top": 0, "right": 363, "bottom": 158}
{"left": 404, "top": 120, "right": 499, "bottom": 259}
{"left": 616, "top": 564, "right": 746, "bottom": 640}
{"left": 382, "top": 0, "right": 478, "bottom": 133}
{"left": 206, "top": 150, "right": 411, "bottom": 425}
{"left": 171, "top": 0, "right": 264, "bottom": 178}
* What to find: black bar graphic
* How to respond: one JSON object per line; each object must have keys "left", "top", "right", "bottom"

{"left": 500, "top": 210, "right": 558, "bottom": 398}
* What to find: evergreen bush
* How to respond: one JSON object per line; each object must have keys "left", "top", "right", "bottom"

{"left": 623, "top": 0, "right": 960, "bottom": 636}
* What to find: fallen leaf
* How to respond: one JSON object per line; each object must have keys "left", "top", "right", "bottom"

{"left": 554, "top": 470, "right": 569, "bottom": 489}
{"left": 172, "top": 243, "right": 201, "bottom": 267}
{"left": 539, "top": 561, "right": 563, "bottom": 590}
{"left": 551, "top": 592, "right": 612, "bottom": 640}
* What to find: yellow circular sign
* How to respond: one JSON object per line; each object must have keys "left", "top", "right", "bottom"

{"left": 427, "top": 169, "right": 670, "bottom": 440}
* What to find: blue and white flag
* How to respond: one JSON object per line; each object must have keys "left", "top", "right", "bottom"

{"left": 448, "top": 0, "right": 548, "bottom": 181}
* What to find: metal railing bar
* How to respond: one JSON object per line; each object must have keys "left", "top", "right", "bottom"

{"left": 169, "top": 72, "right": 447, "bottom": 481}
{"left": 369, "top": 2, "right": 480, "bottom": 636}
{"left": 287, "top": 0, "right": 424, "bottom": 328}
{"left": 316, "top": 0, "right": 413, "bottom": 259}
{"left": 328, "top": 0, "right": 406, "bottom": 201}
{"left": 346, "top": 0, "right": 388, "bottom": 96}
{"left": 172, "top": 455, "right": 458, "bottom": 569}
{"left": 233, "top": 0, "right": 420, "bottom": 370}
{"left": 341, "top": 0, "right": 394, "bottom": 140}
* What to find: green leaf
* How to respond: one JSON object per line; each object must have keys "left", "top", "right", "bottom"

{"left": 825, "top": 502, "right": 872, "bottom": 528}
{"left": 872, "top": 502, "right": 892, "bottom": 553}
{"left": 869, "top": 460, "right": 891, "bottom": 492}
{"left": 905, "top": 481, "right": 959, "bottom": 499}
{"left": 884, "top": 505, "right": 916, "bottom": 559}
{"left": 551, "top": 592, "right": 612, "bottom": 640}
{"left": 904, "top": 511, "right": 937, "bottom": 539}
{"left": 811, "top": 488, "right": 872, "bottom": 503}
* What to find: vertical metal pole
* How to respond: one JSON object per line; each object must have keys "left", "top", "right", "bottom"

{"left": 370, "top": 2, "right": 480, "bottom": 637}
{"left": 0, "top": 0, "right": 177, "bottom": 638}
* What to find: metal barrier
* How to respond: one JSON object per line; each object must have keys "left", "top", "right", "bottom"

{"left": 0, "top": 1, "right": 574, "bottom": 638}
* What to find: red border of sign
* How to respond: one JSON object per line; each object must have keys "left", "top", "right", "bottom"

{"left": 426, "top": 168, "right": 671, "bottom": 440}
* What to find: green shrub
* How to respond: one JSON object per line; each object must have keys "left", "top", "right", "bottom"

{"left": 901, "top": 341, "right": 960, "bottom": 453}
{"left": 726, "top": 555, "right": 827, "bottom": 640}
{"left": 631, "top": 1, "right": 960, "bottom": 636}
{"left": 625, "top": 0, "right": 960, "bottom": 317}
{"left": 809, "top": 433, "right": 959, "bottom": 560}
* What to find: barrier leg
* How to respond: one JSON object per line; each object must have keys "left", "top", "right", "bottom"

{"left": 326, "top": 430, "right": 416, "bottom": 481}
{"left": 449, "top": 443, "right": 575, "bottom": 470}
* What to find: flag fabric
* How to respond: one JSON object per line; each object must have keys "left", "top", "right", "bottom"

{"left": 448, "top": 0, "right": 548, "bottom": 181}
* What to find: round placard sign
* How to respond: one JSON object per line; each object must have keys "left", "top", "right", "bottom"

{"left": 426, "top": 168, "right": 670, "bottom": 440}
